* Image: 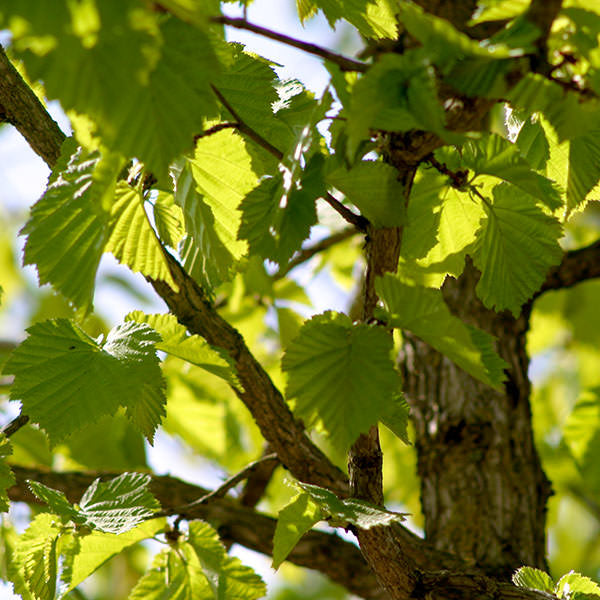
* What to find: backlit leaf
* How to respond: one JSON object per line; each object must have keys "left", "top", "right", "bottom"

{"left": 376, "top": 274, "right": 507, "bottom": 389}
{"left": 472, "top": 183, "right": 563, "bottom": 315}
{"left": 282, "top": 312, "right": 401, "bottom": 451}
{"left": 4, "top": 319, "right": 166, "bottom": 444}
{"left": 512, "top": 566, "right": 554, "bottom": 593}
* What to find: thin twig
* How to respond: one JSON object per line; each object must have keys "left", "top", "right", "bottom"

{"left": 275, "top": 227, "right": 357, "bottom": 279}
{"left": 161, "top": 453, "right": 280, "bottom": 524}
{"left": 211, "top": 85, "right": 368, "bottom": 231}
{"left": 322, "top": 192, "right": 369, "bottom": 232}
{"left": 211, "top": 85, "right": 284, "bottom": 160}
{"left": 2, "top": 414, "right": 29, "bottom": 437}
{"left": 193, "top": 121, "right": 239, "bottom": 143}
{"left": 211, "top": 16, "right": 368, "bottom": 73}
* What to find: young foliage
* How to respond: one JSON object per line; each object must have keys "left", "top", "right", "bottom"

{"left": 4, "top": 320, "right": 166, "bottom": 444}
{"left": 473, "top": 184, "right": 563, "bottom": 315}
{"left": 282, "top": 312, "right": 404, "bottom": 451}
{"left": 20, "top": 140, "right": 120, "bottom": 313}
{"left": 0, "top": 434, "right": 15, "bottom": 512}
{"left": 28, "top": 473, "right": 160, "bottom": 534}
{"left": 125, "top": 311, "right": 241, "bottom": 389}
{"left": 375, "top": 274, "right": 507, "bottom": 389}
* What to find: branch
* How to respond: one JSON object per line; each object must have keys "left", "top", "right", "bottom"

{"left": 274, "top": 227, "right": 357, "bottom": 279}
{"left": 163, "top": 453, "right": 279, "bottom": 523}
{"left": 211, "top": 85, "right": 368, "bottom": 231}
{"left": 211, "top": 85, "right": 285, "bottom": 161}
{"left": 322, "top": 192, "right": 370, "bottom": 232}
{"left": 211, "top": 16, "right": 368, "bottom": 73}
{"left": 1, "top": 414, "right": 29, "bottom": 437}
{"left": 8, "top": 465, "right": 387, "bottom": 600}
{"left": 148, "top": 250, "right": 349, "bottom": 497}
{"left": 535, "top": 239, "right": 600, "bottom": 299}
{"left": 0, "top": 46, "right": 66, "bottom": 165}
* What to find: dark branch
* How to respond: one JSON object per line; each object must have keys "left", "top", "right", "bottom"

{"left": 275, "top": 227, "right": 357, "bottom": 279}
{"left": 164, "top": 453, "right": 279, "bottom": 522}
{"left": 211, "top": 16, "right": 368, "bottom": 73}
{"left": 8, "top": 465, "right": 387, "bottom": 600}
{"left": 0, "top": 46, "right": 66, "bottom": 165}
{"left": 535, "top": 239, "right": 600, "bottom": 299}
{"left": 322, "top": 192, "right": 370, "bottom": 232}
{"left": 211, "top": 85, "right": 285, "bottom": 161}
{"left": 2, "top": 414, "right": 29, "bottom": 437}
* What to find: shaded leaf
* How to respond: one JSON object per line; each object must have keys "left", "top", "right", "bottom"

{"left": 0, "top": 434, "right": 15, "bottom": 512}
{"left": 296, "top": 482, "right": 406, "bottom": 529}
{"left": 326, "top": 161, "right": 406, "bottom": 227}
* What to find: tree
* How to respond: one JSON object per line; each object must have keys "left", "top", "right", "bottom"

{"left": 1, "top": 0, "right": 600, "bottom": 598}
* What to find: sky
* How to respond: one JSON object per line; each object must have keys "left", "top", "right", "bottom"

{"left": 0, "top": 2, "right": 365, "bottom": 597}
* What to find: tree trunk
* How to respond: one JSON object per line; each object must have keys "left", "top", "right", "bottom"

{"left": 401, "top": 261, "right": 552, "bottom": 577}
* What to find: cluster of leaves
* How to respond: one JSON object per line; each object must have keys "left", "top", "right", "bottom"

{"left": 1, "top": 0, "right": 600, "bottom": 597}
{"left": 514, "top": 566, "right": 600, "bottom": 599}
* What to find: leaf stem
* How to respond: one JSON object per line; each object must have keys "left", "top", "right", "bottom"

{"left": 211, "top": 84, "right": 284, "bottom": 161}
{"left": 275, "top": 227, "right": 357, "bottom": 279}
{"left": 211, "top": 16, "right": 368, "bottom": 73}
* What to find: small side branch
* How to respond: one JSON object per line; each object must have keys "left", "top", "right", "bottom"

{"left": 164, "top": 453, "right": 279, "bottom": 522}
{"left": 211, "top": 85, "right": 284, "bottom": 160}
{"left": 535, "top": 239, "right": 600, "bottom": 299}
{"left": 322, "top": 192, "right": 369, "bottom": 232}
{"left": 275, "top": 227, "right": 357, "bottom": 279}
{"left": 2, "top": 414, "right": 29, "bottom": 437}
{"left": 211, "top": 16, "right": 368, "bottom": 73}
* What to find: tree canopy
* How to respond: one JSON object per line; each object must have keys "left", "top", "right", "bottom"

{"left": 1, "top": 1, "right": 600, "bottom": 599}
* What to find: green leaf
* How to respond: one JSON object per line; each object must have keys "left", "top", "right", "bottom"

{"left": 27, "top": 481, "right": 81, "bottom": 524}
{"left": 462, "top": 134, "right": 563, "bottom": 210}
{"left": 153, "top": 192, "right": 185, "bottom": 249}
{"left": 566, "top": 128, "right": 600, "bottom": 214}
{"left": 515, "top": 115, "right": 550, "bottom": 171}
{"left": 556, "top": 572, "right": 600, "bottom": 598}
{"left": 380, "top": 394, "right": 410, "bottom": 444}
{"left": 563, "top": 389, "right": 600, "bottom": 490}
{"left": 399, "top": 168, "right": 484, "bottom": 286}
{"left": 178, "top": 129, "right": 257, "bottom": 290}
{"left": 507, "top": 74, "right": 600, "bottom": 142}
{"left": 472, "top": 183, "right": 563, "bottom": 316}
{"left": 14, "top": 513, "right": 60, "bottom": 600}
{"left": 376, "top": 274, "right": 507, "bottom": 389}
{"left": 187, "top": 520, "right": 266, "bottom": 599}
{"left": 326, "top": 161, "right": 406, "bottom": 227}
{"left": 62, "top": 519, "right": 166, "bottom": 592}
{"left": 346, "top": 51, "right": 445, "bottom": 157}
{"left": 238, "top": 159, "right": 319, "bottom": 266}
{"left": 303, "top": 0, "right": 399, "bottom": 38}
{"left": 3, "top": 5, "right": 220, "bottom": 180}
{"left": 21, "top": 140, "right": 120, "bottom": 313}
{"left": 105, "top": 182, "right": 177, "bottom": 290}
{"left": 126, "top": 311, "right": 241, "bottom": 389}
{"left": 470, "top": 0, "right": 529, "bottom": 24}
{"left": 0, "top": 434, "right": 15, "bottom": 512}
{"left": 281, "top": 312, "right": 401, "bottom": 451}
{"left": 272, "top": 493, "right": 322, "bottom": 570}
{"left": 512, "top": 566, "right": 555, "bottom": 593}
{"left": 4, "top": 319, "right": 166, "bottom": 444}
{"left": 78, "top": 473, "right": 160, "bottom": 534}
{"left": 296, "top": 482, "right": 406, "bottom": 529}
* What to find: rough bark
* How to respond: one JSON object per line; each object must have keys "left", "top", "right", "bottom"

{"left": 401, "top": 262, "right": 552, "bottom": 577}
